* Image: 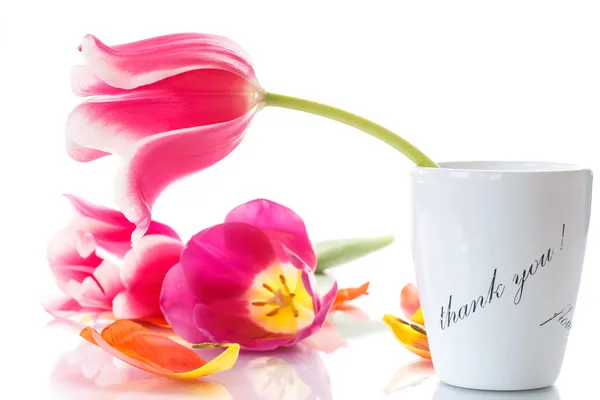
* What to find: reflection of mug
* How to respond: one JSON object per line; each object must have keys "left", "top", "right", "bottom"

{"left": 433, "top": 382, "right": 561, "bottom": 400}
{"left": 412, "top": 161, "right": 593, "bottom": 390}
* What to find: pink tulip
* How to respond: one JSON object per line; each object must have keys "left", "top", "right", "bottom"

{"left": 160, "top": 199, "right": 338, "bottom": 350}
{"left": 44, "top": 195, "right": 183, "bottom": 320}
{"left": 66, "top": 33, "right": 439, "bottom": 241}
{"left": 66, "top": 33, "right": 264, "bottom": 240}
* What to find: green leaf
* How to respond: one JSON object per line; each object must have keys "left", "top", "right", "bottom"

{"left": 314, "top": 235, "right": 394, "bottom": 274}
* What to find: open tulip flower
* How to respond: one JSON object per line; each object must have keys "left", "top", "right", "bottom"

{"left": 383, "top": 283, "right": 430, "bottom": 360}
{"left": 44, "top": 195, "right": 182, "bottom": 320}
{"left": 66, "top": 33, "right": 438, "bottom": 239}
{"left": 160, "top": 199, "right": 339, "bottom": 351}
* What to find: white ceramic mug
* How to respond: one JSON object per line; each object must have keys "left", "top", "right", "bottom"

{"left": 411, "top": 161, "right": 593, "bottom": 391}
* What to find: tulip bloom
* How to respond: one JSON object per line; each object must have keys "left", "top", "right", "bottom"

{"left": 160, "top": 199, "right": 338, "bottom": 350}
{"left": 67, "top": 33, "right": 437, "bottom": 239}
{"left": 44, "top": 195, "right": 182, "bottom": 320}
{"left": 383, "top": 283, "right": 430, "bottom": 359}
{"left": 67, "top": 34, "right": 263, "bottom": 240}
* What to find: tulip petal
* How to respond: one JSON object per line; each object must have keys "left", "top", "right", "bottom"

{"left": 330, "top": 282, "right": 369, "bottom": 312}
{"left": 70, "top": 65, "right": 128, "bottom": 97}
{"left": 225, "top": 199, "right": 317, "bottom": 270}
{"left": 296, "top": 281, "right": 338, "bottom": 343}
{"left": 400, "top": 284, "right": 424, "bottom": 325}
{"left": 46, "top": 227, "right": 103, "bottom": 284}
{"left": 43, "top": 296, "right": 88, "bottom": 318}
{"left": 63, "top": 194, "right": 179, "bottom": 241}
{"left": 115, "top": 111, "right": 255, "bottom": 240}
{"left": 80, "top": 320, "right": 239, "bottom": 380}
{"left": 66, "top": 69, "right": 259, "bottom": 163}
{"left": 119, "top": 235, "right": 183, "bottom": 291}
{"left": 179, "top": 221, "right": 276, "bottom": 303}
{"left": 160, "top": 264, "right": 209, "bottom": 344}
{"left": 79, "top": 33, "right": 257, "bottom": 90}
{"left": 193, "top": 301, "right": 294, "bottom": 351}
{"left": 383, "top": 314, "right": 431, "bottom": 360}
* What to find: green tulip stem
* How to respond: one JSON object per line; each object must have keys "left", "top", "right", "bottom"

{"left": 264, "top": 92, "right": 439, "bottom": 168}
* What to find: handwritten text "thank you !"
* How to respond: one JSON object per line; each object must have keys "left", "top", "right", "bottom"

{"left": 439, "top": 224, "right": 566, "bottom": 331}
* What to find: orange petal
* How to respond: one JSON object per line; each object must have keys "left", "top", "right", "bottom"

{"left": 400, "top": 284, "right": 424, "bottom": 324}
{"left": 80, "top": 320, "right": 239, "bottom": 380}
{"left": 383, "top": 314, "right": 431, "bottom": 360}
{"left": 135, "top": 316, "right": 172, "bottom": 328}
{"left": 330, "top": 282, "right": 369, "bottom": 311}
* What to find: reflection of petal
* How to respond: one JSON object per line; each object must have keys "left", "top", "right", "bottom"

{"left": 302, "top": 321, "right": 348, "bottom": 353}
{"left": 384, "top": 359, "right": 434, "bottom": 394}
{"left": 51, "top": 337, "right": 233, "bottom": 398}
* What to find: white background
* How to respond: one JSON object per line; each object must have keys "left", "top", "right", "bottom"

{"left": 1, "top": 1, "right": 599, "bottom": 398}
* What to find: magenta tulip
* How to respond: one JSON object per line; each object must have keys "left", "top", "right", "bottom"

{"left": 159, "top": 199, "right": 338, "bottom": 350}
{"left": 44, "top": 195, "right": 183, "bottom": 319}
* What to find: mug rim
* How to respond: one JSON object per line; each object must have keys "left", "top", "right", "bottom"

{"left": 415, "top": 160, "right": 592, "bottom": 174}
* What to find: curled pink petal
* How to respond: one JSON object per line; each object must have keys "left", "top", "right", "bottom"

{"left": 63, "top": 194, "right": 179, "bottom": 240}
{"left": 66, "top": 69, "right": 260, "bottom": 162}
{"left": 180, "top": 222, "right": 276, "bottom": 303}
{"left": 226, "top": 199, "right": 317, "bottom": 270}
{"left": 116, "top": 111, "right": 256, "bottom": 240}
{"left": 296, "top": 281, "right": 338, "bottom": 343}
{"left": 80, "top": 33, "right": 258, "bottom": 90}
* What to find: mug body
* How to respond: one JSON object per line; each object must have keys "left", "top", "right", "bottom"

{"left": 411, "top": 161, "right": 593, "bottom": 390}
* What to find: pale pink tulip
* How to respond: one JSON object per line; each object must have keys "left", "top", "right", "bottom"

{"left": 44, "top": 195, "right": 183, "bottom": 320}
{"left": 66, "top": 34, "right": 263, "bottom": 240}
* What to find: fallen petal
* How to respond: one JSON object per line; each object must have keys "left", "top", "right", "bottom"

{"left": 383, "top": 314, "right": 430, "bottom": 360}
{"left": 80, "top": 320, "right": 239, "bottom": 380}
{"left": 330, "top": 282, "right": 369, "bottom": 312}
{"left": 400, "top": 284, "right": 424, "bottom": 325}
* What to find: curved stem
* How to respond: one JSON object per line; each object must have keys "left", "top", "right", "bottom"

{"left": 264, "top": 92, "right": 438, "bottom": 168}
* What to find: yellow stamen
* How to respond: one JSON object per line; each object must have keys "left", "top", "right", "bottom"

{"left": 252, "top": 301, "right": 268, "bottom": 306}
{"left": 263, "top": 283, "right": 275, "bottom": 293}
{"left": 266, "top": 309, "right": 279, "bottom": 317}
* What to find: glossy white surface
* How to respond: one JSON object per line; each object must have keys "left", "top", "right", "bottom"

{"left": 3, "top": 1, "right": 600, "bottom": 399}
{"left": 39, "top": 252, "right": 599, "bottom": 399}
{"left": 411, "top": 162, "right": 593, "bottom": 390}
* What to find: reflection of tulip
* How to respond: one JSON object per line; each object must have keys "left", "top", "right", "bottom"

{"left": 67, "top": 33, "right": 437, "bottom": 239}
{"left": 215, "top": 345, "right": 332, "bottom": 400}
{"left": 383, "top": 283, "right": 430, "bottom": 359}
{"left": 43, "top": 195, "right": 182, "bottom": 320}
{"left": 160, "top": 199, "right": 338, "bottom": 350}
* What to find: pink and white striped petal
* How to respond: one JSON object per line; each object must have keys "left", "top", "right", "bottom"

{"left": 115, "top": 111, "right": 256, "bottom": 240}
{"left": 79, "top": 33, "right": 258, "bottom": 90}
